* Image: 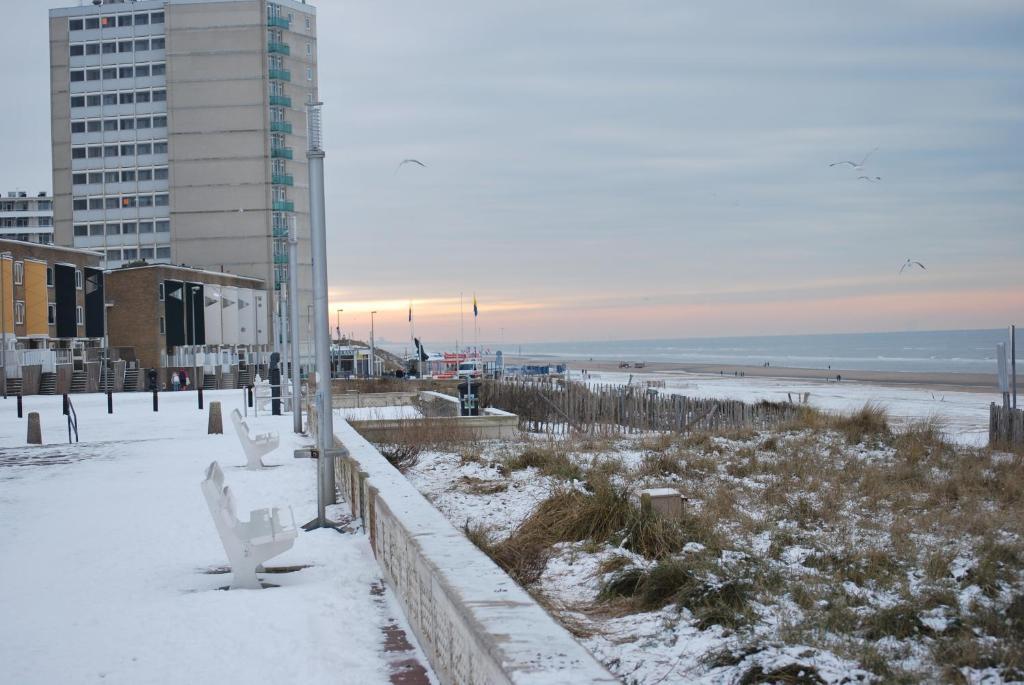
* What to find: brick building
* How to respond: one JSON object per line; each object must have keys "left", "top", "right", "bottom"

{"left": 0, "top": 239, "right": 106, "bottom": 395}
{"left": 105, "top": 264, "right": 269, "bottom": 388}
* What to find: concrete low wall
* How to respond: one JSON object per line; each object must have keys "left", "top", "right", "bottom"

{"left": 349, "top": 414, "right": 519, "bottom": 441}
{"left": 334, "top": 420, "right": 616, "bottom": 685}
{"left": 332, "top": 390, "right": 418, "bottom": 409}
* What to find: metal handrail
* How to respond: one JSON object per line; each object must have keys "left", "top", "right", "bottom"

{"left": 67, "top": 397, "right": 79, "bottom": 444}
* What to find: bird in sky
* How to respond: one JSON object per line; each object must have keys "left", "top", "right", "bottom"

{"left": 396, "top": 159, "right": 427, "bottom": 172}
{"left": 899, "top": 259, "right": 926, "bottom": 274}
{"left": 858, "top": 175, "right": 882, "bottom": 183}
{"left": 830, "top": 146, "right": 879, "bottom": 170}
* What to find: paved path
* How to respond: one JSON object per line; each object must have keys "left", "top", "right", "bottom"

{"left": 0, "top": 390, "right": 435, "bottom": 684}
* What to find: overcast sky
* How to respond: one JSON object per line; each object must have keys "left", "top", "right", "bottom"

{"left": 2, "top": 0, "right": 1022, "bottom": 344}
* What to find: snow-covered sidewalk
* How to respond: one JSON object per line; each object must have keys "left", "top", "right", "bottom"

{"left": 0, "top": 390, "right": 433, "bottom": 685}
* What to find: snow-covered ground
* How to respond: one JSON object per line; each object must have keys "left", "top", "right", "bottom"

{"left": 0, "top": 390, "right": 434, "bottom": 685}
{"left": 577, "top": 370, "right": 999, "bottom": 446}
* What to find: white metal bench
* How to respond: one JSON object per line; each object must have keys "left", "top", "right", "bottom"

{"left": 200, "top": 461, "right": 298, "bottom": 589}
{"left": 230, "top": 408, "right": 279, "bottom": 469}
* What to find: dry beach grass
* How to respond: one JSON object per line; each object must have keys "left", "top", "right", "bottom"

{"left": 388, "top": 403, "right": 1023, "bottom": 682}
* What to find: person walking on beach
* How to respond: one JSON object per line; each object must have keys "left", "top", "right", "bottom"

{"left": 171, "top": 371, "right": 180, "bottom": 392}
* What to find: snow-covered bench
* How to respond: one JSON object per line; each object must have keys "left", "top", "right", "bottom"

{"left": 230, "top": 408, "right": 279, "bottom": 470}
{"left": 200, "top": 461, "right": 298, "bottom": 590}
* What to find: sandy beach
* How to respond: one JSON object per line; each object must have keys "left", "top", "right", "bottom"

{"left": 505, "top": 356, "right": 1001, "bottom": 394}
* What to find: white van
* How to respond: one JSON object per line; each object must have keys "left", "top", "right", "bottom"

{"left": 457, "top": 360, "right": 482, "bottom": 379}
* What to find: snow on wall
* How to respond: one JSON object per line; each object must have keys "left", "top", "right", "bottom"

{"left": 333, "top": 420, "right": 617, "bottom": 685}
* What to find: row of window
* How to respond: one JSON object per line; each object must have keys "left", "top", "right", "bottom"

{"left": 73, "top": 194, "right": 170, "bottom": 211}
{"left": 70, "top": 58, "right": 166, "bottom": 82}
{"left": 73, "top": 220, "right": 170, "bottom": 237}
{"left": 69, "top": 12, "right": 165, "bottom": 31}
{"left": 10, "top": 302, "right": 84, "bottom": 328}
{"left": 73, "top": 168, "right": 169, "bottom": 186}
{"left": 71, "top": 89, "right": 167, "bottom": 108}
{"left": 70, "top": 38, "right": 165, "bottom": 57}
{"left": 72, "top": 141, "right": 169, "bottom": 159}
{"left": 0, "top": 201, "right": 52, "bottom": 211}
{"left": 106, "top": 247, "right": 171, "bottom": 262}
{"left": 1, "top": 218, "right": 52, "bottom": 228}
{"left": 72, "top": 115, "right": 167, "bottom": 134}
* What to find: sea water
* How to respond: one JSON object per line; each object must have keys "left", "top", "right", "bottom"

{"left": 508, "top": 329, "right": 1020, "bottom": 374}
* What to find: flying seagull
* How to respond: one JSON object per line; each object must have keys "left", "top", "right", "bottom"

{"left": 396, "top": 159, "right": 427, "bottom": 172}
{"left": 830, "top": 146, "right": 878, "bottom": 170}
{"left": 899, "top": 259, "right": 926, "bottom": 274}
{"left": 858, "top": 175, "right": 882, "bottom": 183}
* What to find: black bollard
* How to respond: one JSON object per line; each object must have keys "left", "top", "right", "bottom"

{"left": 17, "top": 394, "right": 23, "bottom": 418}
{"left": 107, "top": 390, "right": 113, "bottom": 414}
{"left": 62, "top": 393, "right": 69, "bottom": 416}
{"left": 270, "top": 352, "right": 281, "bottom": 416}
{"left": 152, "top": 389, "right": 159, "bottom": 412}
{"left": 247, "top": 385, "right": 254, "bottom": 408}
{"left": 198, "top": 387, "right": 204, "bottom": 410}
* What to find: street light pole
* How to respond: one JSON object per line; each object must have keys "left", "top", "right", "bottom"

{"left": 370, "top": 310, "right": 377, "bottom": 378}
{"left": 288, "top": 215, "right": 302, "bottom": 434}
{"left": 190, "top": 285, "right": 200, "bottom": 391}
{"left": 0, "top": 252, "right": 8, "bottom": 399}
{"left": 306, "top": 102, "right": 335, "bottom": 526}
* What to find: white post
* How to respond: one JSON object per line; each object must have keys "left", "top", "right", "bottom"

{"left": 370, "top": 310, "right": 377, "bottom": 377}
{"left": 306, "top": 102, "right": 335, "bottom": 523}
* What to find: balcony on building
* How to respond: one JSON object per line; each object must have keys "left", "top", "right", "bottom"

{"left": 268, "top": 41, "right": 291, "bottom": 56}
{"left": 272, "top": 173, "right": 294, "bottom": 186}
{"left": 269, "top": 94, "right": 292, "bottom": 108}
{"left": 273, "top": 252, "right": 288, "bottom": 264}
{"left": 267, "top": 16, "right": 291, "bottom": 29}
{"left": 272, "top": 225, "right": 288, "bottom": 238}
{"left": 269, "top": 68, "right": 291, "bottom": 82}
{"left": 271, "top": 146, "right": 294, "bottom": 160}
{"left": 270, "top": 121, "right": 293, "bottom": 134}
{"left": 272, "top": 200, "right": 294, "bottom": 212}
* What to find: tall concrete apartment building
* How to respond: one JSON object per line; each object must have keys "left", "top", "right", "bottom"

{"left": 1, "top": 192, "right": 55, "bottom": 245}
{"left": 49, "top": 0, "right": 316, "bottom": 348}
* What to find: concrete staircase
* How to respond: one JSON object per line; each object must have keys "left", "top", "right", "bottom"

{"left": 39, "top": 372, "right": 56, "bottom": 395}
{"left": 99, "top": 369, "right": 115, "bottom": 393}
{"left": 70, "top": 371, "right": 88, "bottom": 394}
{"left": 236, "top": 367, "right": 254, "bottom": 388}
{"left": 124, "top": 368, "right": 139, "bottom": 391}
{"left": 203, "top": 373, "right": 218, "bottom": 390}
{"left": 4, "top": 377, "right": 22, "bottom": 396}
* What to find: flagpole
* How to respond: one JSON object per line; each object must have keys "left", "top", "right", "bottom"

{"left": 459, "top": 292, "right": 464, "bottom": 358}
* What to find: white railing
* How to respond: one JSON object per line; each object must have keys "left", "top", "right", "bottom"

{"left": 2, "top": 349, "right": 59, "bottom": 377}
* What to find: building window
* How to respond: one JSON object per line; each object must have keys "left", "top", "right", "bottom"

{"left": 306, "top": 42, "right": 312, "bottom": 57}
{"left": 158, "top": 283, "right": 165, "bottom": 301}
{"left": 140, "top": 247, "right": 154, "bottom": 260}
{"left": 73, "top": 225, "right": 88, "bottom": 237}
{"left": 14, "top": 302, "right": 24, "bottom": 325}
{"left": 107, "top": 249, "right": 122, "bottom": 261}
{"left": 305, "top": 16, "right": 311, "bottom": 31}
{"left": 135, "top": 13, "right": 149, "bottom": 26}
{"left": 307, "top": 67, "right": 313, "bottom": 81}
{"left": 122, "top": 222, "right": 137, "bottom": 234}
{"left": 89, "top": 225, "right": 104, "bottom": 237}
{"left": 118, "top": 15, "right": 133, "bottom": 27}
{"left": 159, "top": 316, "right": 165, "bottom": 334}
{"left": 151, "top": 38, "right": 165, "bottom": 50}
{"left": 123, "top": 248, "right": 138, "bottom": 260}
{"left": 85, "top": 17, "right": 99, "bottom": 30}
{"left": 136, "top": 65, "right": 150, "bottom": 78}
{"left": 48, "top": 303, "right": 56, "bottom": 325}
{"left": 76, "top": 306, "right": 84, "bottom": 326}
{"left": 70, "top": 44, "right": 84, "bottom": 57}
{"left": 75, "top": 270, "right": 83, "bottom": 290}
{"left": 47, "top": 267, "right": 54, "bottom": 287}
{"left": 13, "top": 261, "right": 23, "bottom": 285}
{"left": 139, "top": 221, "right": 154, "bottom": 234}
{"left": 70, "top": 70, "right": 85, "bottom": 83}
{"left": 152, "top": 11, "right": 165, "bottom": 24}
{"left": 156, "top": 247, "right": 171, "bottom": 260}
{"left": 69, "top": 18, "right": 83, "bottom": 31}
{"left": 71, "top": 96, "right": 85, "bottom": 108}
{"left": 155, "top": 220, "right": 170, "bottom": 232}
